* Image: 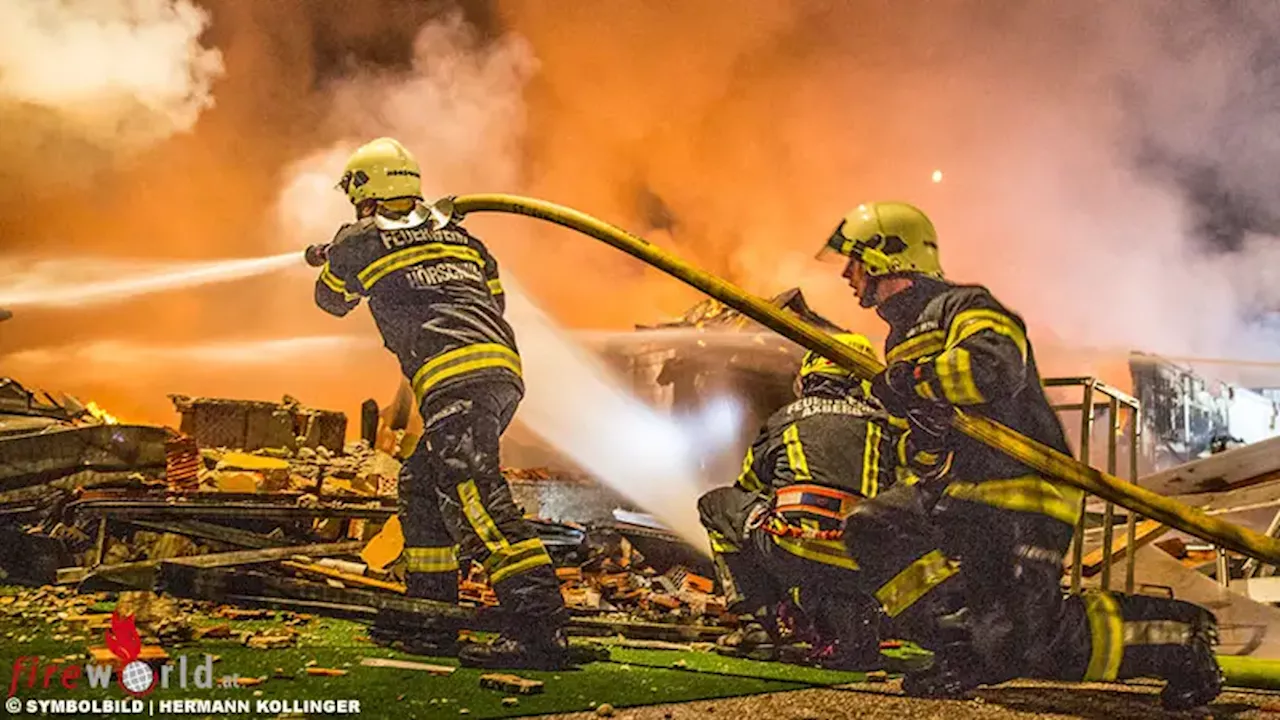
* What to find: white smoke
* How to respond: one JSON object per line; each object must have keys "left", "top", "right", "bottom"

{"left": 275, "top": 10, "right": 538, "bottom": 249}
{"left": 0, "top": 0, "right": 224, "bottom": 154}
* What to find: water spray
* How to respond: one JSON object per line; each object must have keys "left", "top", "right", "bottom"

{"left": 0, "top": 252, "right": 304, "bottom": 309}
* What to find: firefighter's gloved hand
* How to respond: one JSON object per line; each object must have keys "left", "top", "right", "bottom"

{"left": 870, "top": 362, "right": 937, "bottom": 418}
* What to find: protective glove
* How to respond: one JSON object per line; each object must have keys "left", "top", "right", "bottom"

{"left": 870, "top": 362, "right": 935, "bottom": 418}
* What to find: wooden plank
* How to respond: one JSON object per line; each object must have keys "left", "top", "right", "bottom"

{"left": 359, "top": 657, "right": 455, "bottom": 675}
{"left": 163, "top": 541, "right": 364, "bottom": 569}
{"left": 1141, "top": 435, "right": 1280, "bottom": 496}
{"left": 125, "top": 520, "right": 288, "bottom": 549}
{"left": 1074, "top": 519, "right": 1169, "bottom": 575}
{"left": 280, "top": 560, "right": 406, "bottom": 594}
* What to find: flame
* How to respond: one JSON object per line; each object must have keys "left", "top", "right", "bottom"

{"left": 104, "top": 612, "right": 142, "bottom": 663}
{"left": 85, "top": 401, "right": 120, "bottom": 425}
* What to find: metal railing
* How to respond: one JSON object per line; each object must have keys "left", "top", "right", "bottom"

{"left": 1045, "top": 377, "right": 1142, "bottom": 594}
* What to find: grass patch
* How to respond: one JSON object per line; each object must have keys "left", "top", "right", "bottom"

{"left": 0, "top": 589, "right": 863, "bottom": 719}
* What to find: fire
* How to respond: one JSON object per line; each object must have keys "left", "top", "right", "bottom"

{"left": 84, "top": 401, "right": 120, "bottom": 425}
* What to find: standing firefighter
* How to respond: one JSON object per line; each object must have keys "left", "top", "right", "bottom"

{"left": 698, "top": 332, "right": 898, "bottom": 670}
{"left": 818, "top": 201, "right": 1223, "bottom": 710}
{"left": 311, "top": 137, "right": 569, "bottom": 669}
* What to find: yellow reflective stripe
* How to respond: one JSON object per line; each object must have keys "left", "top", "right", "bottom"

{"left": 886, "top": 330, "right": 945, "bottom": 364}
{"left": 914, "top": 380, "right": 939, "bottom": 401}
{"left": 320, "top": 264, "right": 359, "bottom": 301}
{"left": 357, "top": 244, "right": 485, "bottom": 289}
{"left": 947, "top": 309, "right": 1027, "bottom": 362}
{"left": 943, "top": 476, "right": 1083, "bottom": 526}
{"left": 861, "top": 423, "right": 882, "bottom": 498}
{"left": 772, "top": 535, "right": 859, "bottom": 571}
{"left": 484, "top": 537, "right": 553, "bottom": 585}
{"left": 782, "top": 424, "right": 812, "bottom": 481}
{"left": 875, "top": 549, "right": 960, "bottom": 618}
{"left": 458, "top": 479, "right": 508, "bottom": 552}
{"left": 708, "top": 530, "right": 739, "bottom": 554}
{"left": 737, "top": 447, "right": 764, "bottom": 493}
{"left": 404, "top": 546, "right": 459, "bottom": 573}
{"left": 935, "top": 347, "right": 984, "bottom": 404}
{"left": 411, "top": 343, "right": 522, "bottom": 402}
{"left": 487, "top": 278, "right": 503, "bottom": 295}
{"left": 1083, "top": 590, "right": 1123, "bottom": 681}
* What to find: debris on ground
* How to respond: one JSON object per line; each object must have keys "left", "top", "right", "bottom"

{"left": 359, "top": 657, "right": 455, "bottom": 675}
{"left": 479, "top": 673, "right": 545, "bottom": 695}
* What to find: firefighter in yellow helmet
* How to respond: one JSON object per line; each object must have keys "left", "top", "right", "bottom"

{"left": 697, "top": 332, "right": 899, "bottom": 670}
{"left": 819, "top": 202, "right": 1223, "bottom": 709}
{"left": 310, "top": 138, "right": 569, "bottom": 669}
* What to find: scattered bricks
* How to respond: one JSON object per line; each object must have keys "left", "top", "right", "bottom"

{"left": 864, "top": 671, "right": 889, "bottom": 683}
{"left": 194, "top": 624, "right": 232, "bottom": 640}
{"left": 479, "top": 673, "right": 544, "bottom": 695}
{"left": 595, "top": 704, "right": 615, "bottom": 717}
{"left": 647, "top": 594, "right": 682, "bottom": 611}
{"left": 679, "top": 573, "right": 714, "bottom": 595}
{"left": 164, "top": 436, "right": 201, "bottom": 491}
{"left": 237, "top": 677, "right": 266, "bottom": 687}
{"left": 273, "top": 668, "right": 292, "bottom": 679}
{"left": 305, "top": 667, "right": 348, "bottom": 677}
{"left": 502, "top": 698, "right": 519, "bottom": 707}
{"left": 556, "top": 567, "right": 584, "bottom": 582}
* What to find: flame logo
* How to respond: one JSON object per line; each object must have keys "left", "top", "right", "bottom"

{"left": 104, "top": 612, "right": 141, "bottom": 665}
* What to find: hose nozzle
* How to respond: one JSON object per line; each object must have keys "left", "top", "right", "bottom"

{"left": 304, "top": 244, "right": 330, "bottom": 268}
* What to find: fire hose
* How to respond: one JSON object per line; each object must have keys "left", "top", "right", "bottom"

{"left": 428, "top": 193, "right": 1280, "bottom": 566}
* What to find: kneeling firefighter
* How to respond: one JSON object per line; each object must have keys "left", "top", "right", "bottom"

{"left": 818, "top": 201, "right": 1223, "bottom": 710}
{"left": 310, "top": 137, "right": 569, "bottom": 669}
{"left": 698, "top": 332, "right": 898, "bottom": 670}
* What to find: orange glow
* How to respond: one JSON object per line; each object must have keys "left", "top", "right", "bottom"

{"left": 0, "top": 2, "right": 1182, "bottom": 429}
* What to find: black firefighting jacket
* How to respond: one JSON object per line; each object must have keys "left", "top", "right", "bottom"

{"left": 736, "top": 379, "right": 899, "bottom": 526}
{"left": 876, "top": 277, "right": 1082, "bottom": 528}
{"left": 314, "top": 210, "right": 522, "bottom": 405}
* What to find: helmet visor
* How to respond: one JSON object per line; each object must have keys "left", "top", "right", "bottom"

{"left": 815, "top": 222, "right": 854, "bottom": 263}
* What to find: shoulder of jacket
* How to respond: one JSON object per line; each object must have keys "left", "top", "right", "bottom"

{"left": 936, "top": 283, "right": 1011, "bottom": 316}
{"left": 331, "top": 219, "right": 378, "bottom": 246}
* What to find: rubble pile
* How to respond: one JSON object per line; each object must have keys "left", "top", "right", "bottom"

{"left": 0, "top": 377, "right": 739, "bottom": 652}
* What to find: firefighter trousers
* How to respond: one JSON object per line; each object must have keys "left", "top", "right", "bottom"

{"left": 698, "top": 486, "right": 880, "bottom": 659}
{"left": 397, "top": 379, "right": 567, "bottom": 626}
{"left": 845, "top": 482, "right": 1219, "bottom": 688}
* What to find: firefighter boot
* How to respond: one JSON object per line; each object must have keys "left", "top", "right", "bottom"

{"left": 458, "top": 626, "right": 573, "bottom": 670}
{"left": 901, "top": 606, "right": 1007, "bottom": 698}
{"left": 1157, "top": 607, "right": 1224, "bottom": 711}
{"left": 809, "top": 592, "right": 884, "bottom": 671}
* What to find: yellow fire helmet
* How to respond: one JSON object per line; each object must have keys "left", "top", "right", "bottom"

{"left": 798, "top": 332, "right": 877, "bottom": 381}
{"left": 818, "top": 201, "right": 943, "bottom": 279}
{"left": 336, "top": 137, "right": 423, "bottom": 205}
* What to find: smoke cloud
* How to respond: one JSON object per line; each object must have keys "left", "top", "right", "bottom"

{"left": 0, "top": 0, "right": 224, "bottom": 183}
{"left": 7, "top": 0, "right": 1280, "bottom": 436}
